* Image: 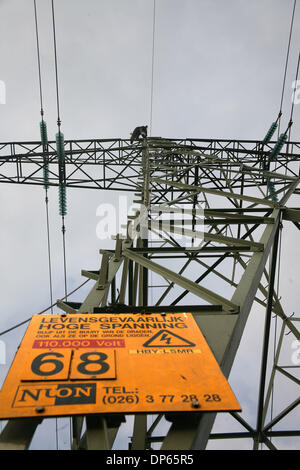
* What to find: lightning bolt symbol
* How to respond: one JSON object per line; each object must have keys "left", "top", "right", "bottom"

{"left": 160, "top": 333, "right": 171, "bottom": 345}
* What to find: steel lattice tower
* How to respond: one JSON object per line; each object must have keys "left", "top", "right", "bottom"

{"left": 0, "top": 135, "right": 299, "bottom": 450}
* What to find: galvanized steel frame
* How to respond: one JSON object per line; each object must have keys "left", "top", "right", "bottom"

{"left": 0, "top": 136, "right": 299, "bottom": 450}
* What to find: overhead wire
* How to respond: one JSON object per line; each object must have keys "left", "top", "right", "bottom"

{"left": 149, "top": 0, "right": 156, "bottom": 434}
{"left": 33, "top": 0, "right": 53, "bottom": 313}
{"left": 284, "top": 51, "right": 300, "bottom": 182}
{"left": 51, "top": 0, "right": 68, "bottom": 303}
{"left": 289, "top": 50, "right": 300, "bottom": 140}
{"left": 149, "top": 0, "right": 156, "bottom": 306}
{"left": 50, "top": 0, "right": 71, "bottom": 447}
{"left": 0, "top": 279, "right": 90, "bottom": 337}
{"left": 268, "top": 0, "right": 298, "bottom": 447}
{"left": 277, "top": 0, "right": 297, "bottom": 136}
{"left": 0, "top": 276, "right": 90, "bottom": 447}
{"left": 33, "top": 0, "right": 59, "bottom": 450}
{"left": 150, "top": 0, "right": 156, "bottom": 137}
{"left": 254, "top": 0, "right": 298, "bottom": 448}
{"left": 30, "top": 1, "right": 70, "bottom": 447}
{"left": 51, "top": 0, "right": 61, "bottom": 127}
{"left": 268, "top": 51, "right": 300, "bottom": 445}
{"left": 9, "top": 0, "right": 298, "bottom": 452}
{"left": 33, "top": 0, "right": 54, "bottom": 314}
{"left": 33, "top": 0, "right": 44, "bottom": 117}
{"left": 265, "top": 0, "right": 297, "bottom": 200}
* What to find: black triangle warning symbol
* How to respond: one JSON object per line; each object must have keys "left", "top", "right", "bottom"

{"left": 143, "top": 330, "right": 196, "bottom": 348}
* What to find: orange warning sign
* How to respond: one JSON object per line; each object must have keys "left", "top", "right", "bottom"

{"left": 0, "top": 313, "right": 241, "bottom": 418}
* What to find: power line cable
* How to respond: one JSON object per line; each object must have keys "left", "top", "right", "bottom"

{"left": 50, "top": 0, "right": 72, "bottom": 447}
{"left": 33, "top": 0, "right": 44, "bottom": 116}
{"left": 277, "top": 0, "right": 297, "bottom": 136}
{"left": 33, "top": 0, "right": 58, "bottom": 448}
{"left": 268, "top": 3, "right": 298, "bottom": 439}
{"left": 269, "top": 54, "right": 300, "bottom": 442}
{"left": 258, "top": 2, "right": 297, "bottom": 447}
{"left": 0, "top": 277, "right": 90, "bottom": 443}
{"left": 285, "top": 51, "right": 300, "bottom": 181}
{"left": 0, "top": 279, "right": 90, "bottom": 337}
{"left": 51, "top": 0, "right": 68, "bottom": 303}
{"left": 45, "top": 196, "right": 54, "bottom": 313}
{"left": 51, "top": 0, "right": 61, "bottom": 127}
{"left": 33, "top": 0, "right": 54, "bottom": 315}
{"left": 289, "top": 50, "right": 300, "bottom": 139}
{"left": 150, "top": 0, "right": 156, "bottom": 137}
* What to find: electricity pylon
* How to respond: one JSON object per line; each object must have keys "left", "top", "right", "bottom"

{"left": 0, "top": 135, "right": 299, "bottom": 450}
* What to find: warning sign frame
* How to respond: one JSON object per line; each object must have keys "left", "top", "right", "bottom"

{"left": 0, "top": 312, "right": 241, "bottom": 419}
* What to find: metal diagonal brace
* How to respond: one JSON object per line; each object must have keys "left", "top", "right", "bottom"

{"left": 150, "top": 177, "right": 277, "bottom": 207}
{"left": 123, "top": 248, "right": 239, "bottom": 313}
{"left": 149, "top": 220, "right": 264, "bottom": 251}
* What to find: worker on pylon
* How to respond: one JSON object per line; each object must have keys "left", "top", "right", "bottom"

{"left": 130, "top": 125, "right": 148, "bottom": 144}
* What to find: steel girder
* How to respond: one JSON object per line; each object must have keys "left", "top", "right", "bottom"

{"left": 0, "top": 137, "right": 299, "bottom": 190}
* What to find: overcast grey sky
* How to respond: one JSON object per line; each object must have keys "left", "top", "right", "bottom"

{"left": 0, "top": 0, "right": 299, "bottom": 450}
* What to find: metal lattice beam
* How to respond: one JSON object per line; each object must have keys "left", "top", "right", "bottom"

{"left": 0, "top": 136, "right": 299, "bottom": 450}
